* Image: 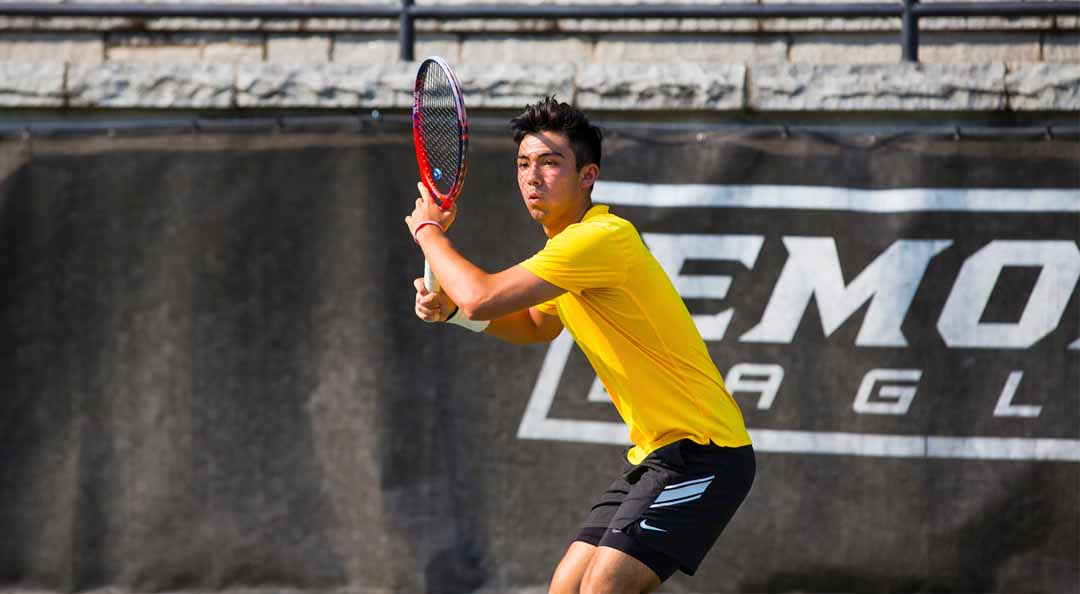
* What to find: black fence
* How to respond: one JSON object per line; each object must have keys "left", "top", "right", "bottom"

{"left": 1, "top": 113, "right": 1078, "bottom": 143}
{"left": 1, "top": 118, "right": 1077, "bottom": 593}
{"left": 0, "top": 0, "right": 1078, "bottom": 62}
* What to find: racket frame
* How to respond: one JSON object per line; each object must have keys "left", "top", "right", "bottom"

{"left": 412, "top": 55, "right": 468, "bottom": 295}
{"left": 412, "top": 55, "right": 469, "bottom": 211}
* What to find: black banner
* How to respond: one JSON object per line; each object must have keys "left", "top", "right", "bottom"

{"left": 0, "top": 121, "right": 1076, "bottom": 593}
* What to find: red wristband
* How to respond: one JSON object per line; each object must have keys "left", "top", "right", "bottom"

{"left": 413, "top": 220, "right": 445, "bottom": 243}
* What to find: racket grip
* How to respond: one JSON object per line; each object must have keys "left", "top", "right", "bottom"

{"left": 424, "top": 259, "right": 440, "bottom": 293}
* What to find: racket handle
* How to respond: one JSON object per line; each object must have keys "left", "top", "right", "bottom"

{"left": 424, "top": 259, "right": 440, "bottom": 293}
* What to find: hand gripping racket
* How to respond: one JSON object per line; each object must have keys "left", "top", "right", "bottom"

{"left": 412, "top": 56, "right": 468, "bottom": 294}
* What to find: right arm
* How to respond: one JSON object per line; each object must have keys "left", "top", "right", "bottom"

{"left": 414, "top": 277, "right": 563, "bottom": 344}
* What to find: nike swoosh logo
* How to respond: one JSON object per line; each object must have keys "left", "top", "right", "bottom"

{"left": 639, "top": 519, "right": 667, "bottom": 533}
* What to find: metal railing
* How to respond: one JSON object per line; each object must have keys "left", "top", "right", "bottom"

{"left": 2, "top": 112, "right": 1077, "bottom": 138}
{"left": 0, "top": 1, "right": 1077, "bottom": 62}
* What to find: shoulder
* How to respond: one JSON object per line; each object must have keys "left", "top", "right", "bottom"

{"left": 586, "top": 210, "right": 634, "bottom": 233}
{"left": 562, "top": 206, "right": 637, "bottom": 243}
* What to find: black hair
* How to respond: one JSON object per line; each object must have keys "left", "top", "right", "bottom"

{"left": 510, "top": 96, "right": 602, "bottom": 170}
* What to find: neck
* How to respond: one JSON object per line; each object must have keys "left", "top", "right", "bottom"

{"left": 543, "top": 198, "right": 592, "bottom": 238}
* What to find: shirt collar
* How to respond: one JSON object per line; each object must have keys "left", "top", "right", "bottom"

{"left": 581, "top": 204, "right": 609, "bottom": 222}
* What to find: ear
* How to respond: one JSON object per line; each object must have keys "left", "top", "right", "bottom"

{"left": 579, "top": 163, "right": 600, "bottom": 191}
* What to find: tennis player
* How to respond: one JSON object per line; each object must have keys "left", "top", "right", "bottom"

{"left": 405, "top": 97, "right": 754, "bottom": 594}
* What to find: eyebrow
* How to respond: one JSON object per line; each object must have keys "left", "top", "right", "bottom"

{"left": 518, "top": 151, "right": 564, "bottom": 160}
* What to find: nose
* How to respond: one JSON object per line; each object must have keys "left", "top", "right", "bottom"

{"left": 523, "top": 163, "right": 542, "bottom": 187}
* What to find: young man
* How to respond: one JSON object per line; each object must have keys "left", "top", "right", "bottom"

{"left": 405, "top": 97, "right": 754, "bottom": 594}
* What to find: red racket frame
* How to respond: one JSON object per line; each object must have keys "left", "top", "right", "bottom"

{"left": 412, "top": 56, "right": 469, "bottom": 210}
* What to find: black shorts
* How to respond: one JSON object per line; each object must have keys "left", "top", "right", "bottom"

{"left": 574, "top": 440, "right": 755, "bottom": 581}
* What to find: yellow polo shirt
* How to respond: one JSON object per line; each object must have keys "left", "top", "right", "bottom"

{"left": 521, "top": 205, "right": 751, "bottom": 465}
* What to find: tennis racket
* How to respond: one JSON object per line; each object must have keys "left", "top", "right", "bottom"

{"left": 412, "top": 56, "right": 468, "bottom": 294}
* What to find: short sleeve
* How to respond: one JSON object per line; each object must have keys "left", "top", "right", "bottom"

{"left": 520, "top": 219, "right": 628, "bottom": 294}
{"left": 532, "top": 298, "right": 559, "bottom": 316}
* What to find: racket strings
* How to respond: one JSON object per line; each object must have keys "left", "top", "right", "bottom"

{"left": 418, "top": 64, "right": 463, "bottom": 196}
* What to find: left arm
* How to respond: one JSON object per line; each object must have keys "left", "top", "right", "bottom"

{"left": 405, "top": 182, "right": 565, "bottom": 321}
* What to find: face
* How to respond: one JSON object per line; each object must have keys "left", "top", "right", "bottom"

{"left": 516, "top": 130, "right": 598, "bottom": 237}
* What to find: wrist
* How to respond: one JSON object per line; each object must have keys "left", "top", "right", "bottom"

{"left": 413, "top": 220, "right": 445, "bottom": 243}
{"left": 445, "top": 307, "right": 489, "bottom": 332}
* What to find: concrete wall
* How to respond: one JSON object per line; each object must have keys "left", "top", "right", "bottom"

{"left": 0, "top": 0, "right": 1077, "bottom": 112}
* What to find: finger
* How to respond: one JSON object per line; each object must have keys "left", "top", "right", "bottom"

{"left": 416, "top": 305, "right": 437, "bottom": 323}
{"left": 417, "top": 182, "right": 439, "bottom": 207}
{"left": 419, "top": 292, "right": 441, "bottom": 306}
{"left": 414, "top": 278, "right": 427, "bottom": 295}
{"left": 417, "top": 304, "right": 440, "bottom": 319}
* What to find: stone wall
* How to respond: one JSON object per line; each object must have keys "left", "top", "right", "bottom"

{"left": 0, "top": 0, "right": 1077, "bottom": 112}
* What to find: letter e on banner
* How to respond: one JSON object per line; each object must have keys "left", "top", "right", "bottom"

{"left": 643, "top": 234, "right": 765, "bottom": 341}
{"left": 854, "top": 369, "right": 922, "bottom": 415}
